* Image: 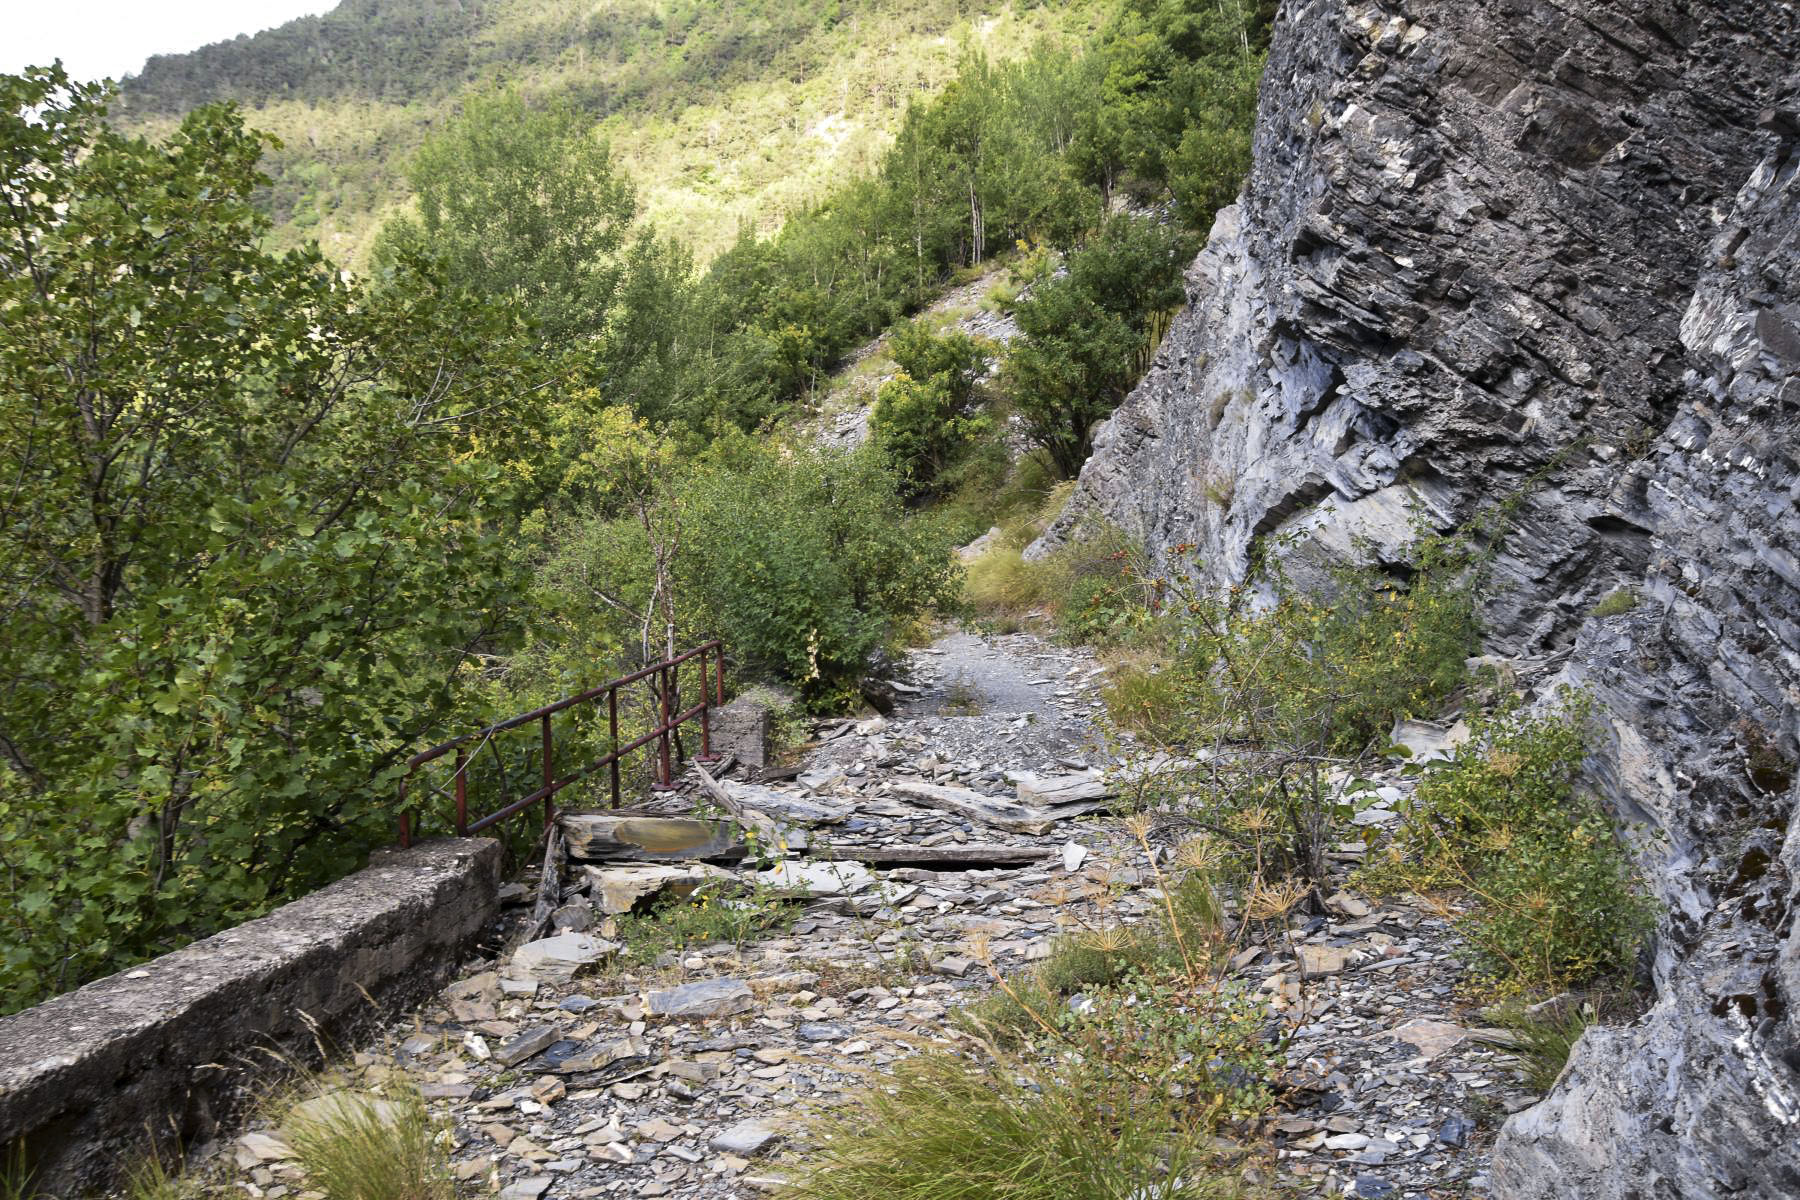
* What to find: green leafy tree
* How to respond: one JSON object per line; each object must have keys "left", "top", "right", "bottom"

{"left": 871, "top": 323, "right": 993, "bottom": 497}
{"left": 0, "top": 67, "right": 539, "bottom": 1011}
{"left": 1005, "top": 215, "right": 1193, "bottom": 475}
{"left": 375, "top": 88, "right": 637, "bottom": 347}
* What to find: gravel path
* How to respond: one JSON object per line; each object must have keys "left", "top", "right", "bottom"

{"left": 207, "top": 630, "right": 1533, "bottom": 1200}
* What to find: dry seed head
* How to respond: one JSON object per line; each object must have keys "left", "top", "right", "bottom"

{"left": 1175, "top": 835, "right": 1224, "bottom": 872}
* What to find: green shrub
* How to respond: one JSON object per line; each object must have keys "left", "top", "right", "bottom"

{"left": 524, "top": 438, "right": 960, "bottom": 712}
{"left": 1383, "top": 701, "right": 1655, "bottom": 995}
{"left": 1100, "top": 661, "right": 1191, "bottom": 742}
{"left": 869, "top": 323, "right": 993, "bottom": 498}
{"left": 1590, "top": 587, "right": 1640, "bottom": 618}
{"left": 1110, "top": 534, "right": 1481, "bottom": 887}
{"left": 682, "top": 446, "right": 961, "bottom": 707}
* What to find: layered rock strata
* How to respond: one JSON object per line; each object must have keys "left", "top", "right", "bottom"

{"left": 1034, "top": 0, "right": 1800, "bottom": 1192}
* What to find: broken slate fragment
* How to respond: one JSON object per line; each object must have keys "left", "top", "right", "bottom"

{"left": 494, "top": 1024, "right": 561, "bottom": 1067}
{"left": 581, "top": 862, "right": 733, "bottom": 914}
{"left": 756, "top": 859, "right": 874, "bottom": 896}
{"left": 1437, "top": 1114, "right": 1475, "bottom": 1148}
{"left": 510, "top": 932, "right": 618, "bottom": 984}
{"left": 498, "top": 1177, "right": 552, "bottom": 1200}
{"left": 796, "top": 1021, "right": 854, "bottom": 1043}
{"left": 1012, "top": 771, "right": 1113, "bottom": 806}
{"left": 710, "top": 1119, "right": 780, "bottom": 1157}
{"left": 1391, "top": 1018, "right": 1468, "bottom": 1059}
{"left": 1296, "top": 944, "right": 1351, "bottom": 978}
{"left": 646, "top": 978, "right": 755, "bottom": 1019}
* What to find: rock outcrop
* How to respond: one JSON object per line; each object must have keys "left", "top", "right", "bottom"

{"left": 1035, "top": 0, "right": 1800, "bottom": 1193}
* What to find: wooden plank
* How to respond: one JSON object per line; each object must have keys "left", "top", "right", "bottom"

{"left": 558, "top": 813, "right": 745, "bottom": 863}
{"left": 811, "top": 844, "right": 1053, "bottom": 868}
{"left": 518, "top": 826, "right": 565, "bottom": 942}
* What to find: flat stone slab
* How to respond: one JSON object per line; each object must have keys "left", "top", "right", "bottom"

{"left": 510, "top": 932, "right": 619, "bottom": 984}
{"left": 581, "top": 862, "right": 734, "bottom": 915}
{"left": 710, "top": 1119, "right": 780, "bottom": 1156}
{"left": 1011, "top": 771, "right": 1114, "bottom": 805}
{"left": 1391, "top": 1018, "right": 1469, "bottom": 1059}
{"left": 646, "top": 978, "right": 755, "bottom": 1019}
{"left": 494, "top": 1024, "right": 562, "bottom": 1067}
{"left": 755, "top": 859, "right": 875, "bottom": 896}
{"left": 559, "top": 814, "right": 745, "bottom": 863}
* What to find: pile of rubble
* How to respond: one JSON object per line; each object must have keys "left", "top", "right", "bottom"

{"left": 211, "top": 630, "right": 1538, "bottom": 1200}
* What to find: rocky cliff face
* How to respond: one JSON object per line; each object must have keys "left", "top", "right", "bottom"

{"left": 1034, "top": 0, "right": 1800, "bottom": 1193}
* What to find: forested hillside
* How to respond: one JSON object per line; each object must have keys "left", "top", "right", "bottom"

{"left": 2, "top": 0, "right": 1268, "bottom": 1013}
{"left": 118, "top": 0, "right": 1111, "bottom": 264}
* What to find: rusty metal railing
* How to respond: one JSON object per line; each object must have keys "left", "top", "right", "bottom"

{"left": 397, "top": 640, "right": 725, "bottom": 847}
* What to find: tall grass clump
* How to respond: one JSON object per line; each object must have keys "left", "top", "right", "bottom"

{"left": 784, "top": 822, "right": 1274, "bottom": 1200}
{"left": 784, "top": 1045, "right": 1248, "bottom": 1200}
{"left": 287, "top": 1087, "right": 454, "bottom": 1200}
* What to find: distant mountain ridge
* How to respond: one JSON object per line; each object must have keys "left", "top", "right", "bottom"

{"left": 116, "top": 0, "right": 1107, "bottom": 266}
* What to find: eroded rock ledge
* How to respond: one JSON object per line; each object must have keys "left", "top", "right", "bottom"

{"left": 1037, "top": 0, "right": 1800, "bottom": 1193}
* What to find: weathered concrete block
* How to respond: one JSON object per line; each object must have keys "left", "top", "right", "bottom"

{"left": 0, "top": 838, "right": 500, "bottom": 1196}
{"left": 711, "top": 695, "right": 774, "bottom": 767}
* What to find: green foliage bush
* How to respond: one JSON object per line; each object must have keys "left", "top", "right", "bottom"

{"left": 1107, "top": 531, "right": 1482, "bottom": 887}
{"left": 0, "top": 70, "right": 545, "bottom": 1012}
{"left": 522, "top": 435, "right": 959, "bottom": 713}
{"left": 869, "top": 323, "right": 993, "bottom": 497}
{"left": 1382, "top": 701, "right": 1655, "bottom": 995}
{"left": 1005, "top": 215, "right": 1196, "bottom": 475}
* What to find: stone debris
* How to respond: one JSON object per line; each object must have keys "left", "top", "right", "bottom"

{"left": 561, "top": 814, "right": 746, "bottom": 863}
{"left": 202, "top": 629, "right": 1531, "bottom": 1200}
{"left": 753, "top": 859, "right": 875, "bottom": 897}
{"left": 1011, "top": 770, "right": 1113, "bottom": 806}
{"left": 584, "top": 863, "right": 735, "bottom": 915}
{"left": 647, "top": 978, "right": 756, "bottom": 1019}
{"left": 511, "top": 932, "right": 619, "bottom": 984}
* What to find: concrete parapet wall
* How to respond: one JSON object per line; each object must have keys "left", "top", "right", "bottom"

{"left": 0, "top": 838, "right": 501, "bottom": 1197}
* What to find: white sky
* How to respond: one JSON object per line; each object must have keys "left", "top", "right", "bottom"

{"left": 4, "top": 1, "right": 342, "bottom": 84}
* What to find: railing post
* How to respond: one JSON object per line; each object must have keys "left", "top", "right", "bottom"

{"left": 696, "top": 646, "right": 717, "bottom": 762}
{"left": 454, "top": 748, "right": 467, "bottom": 836}
{"left": 653, "top": 662, "right": 675, "bottom": 790}
{"left": 541, "top": 712, "right": 555, "bottom": 833}
{"left": 608, "top": 686, "right": 621, "bottom": 809}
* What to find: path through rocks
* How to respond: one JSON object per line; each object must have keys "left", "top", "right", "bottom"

{"left": 215, "top": 630, "right": 1539, "bottom": 1200}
